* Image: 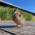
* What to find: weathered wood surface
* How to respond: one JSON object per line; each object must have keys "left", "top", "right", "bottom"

{"left": 0, "top": 21, "right": 35, "bottom": 35}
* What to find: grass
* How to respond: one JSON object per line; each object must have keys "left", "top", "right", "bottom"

{"left": 32, "top": 17, "right": 35, "bottom": 21}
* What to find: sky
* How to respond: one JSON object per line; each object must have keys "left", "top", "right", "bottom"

{"left": 0, "top": 0, "right": 35, "bottom": 13}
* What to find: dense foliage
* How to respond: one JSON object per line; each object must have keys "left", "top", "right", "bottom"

{"left": 0, "top": 5, "right": 32, "bottom": 21}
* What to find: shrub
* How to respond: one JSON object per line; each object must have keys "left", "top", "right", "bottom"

{"left": 0, "top": 5, "right": 32, "bottom": 21}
